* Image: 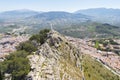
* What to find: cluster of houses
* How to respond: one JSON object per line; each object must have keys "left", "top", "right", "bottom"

{"left": 66, "top": 36, "right": 120, "bottom": 74}
{"left": 0, "top": 34, "right": 28, "bottom": 58}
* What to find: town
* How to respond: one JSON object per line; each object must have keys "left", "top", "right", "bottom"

{"left": 0, "top": 31, "right": 120, "bottom": 77}
{"left": 66, "top": 36, "right": 120, "bottom": 76}
{"left": 0, "top": 33, "right": 29, "bottom": 58}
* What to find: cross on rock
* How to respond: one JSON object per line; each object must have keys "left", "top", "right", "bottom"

{"left": 50, "top": 23, "right": 54, "bottom": 31}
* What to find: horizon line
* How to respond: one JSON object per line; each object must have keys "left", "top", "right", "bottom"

{"left": 0, "top": 7, "right": 120, "bottom": 13}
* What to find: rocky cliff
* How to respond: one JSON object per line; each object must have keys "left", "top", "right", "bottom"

{"left": 26, "top": 30, "right": 83, "bottom": 80}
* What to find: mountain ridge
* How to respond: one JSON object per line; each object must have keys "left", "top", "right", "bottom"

{"left": 75, "top": 8, "right": 120, "bottom": 26}
{"left": 0, "top": 29, "right": 120, "bottom": 80}
{"left": 26, "top": 30, "right": 83, "bottom": 80}
{"left": 0, "top": 9, "right": 40, "bottom": 20}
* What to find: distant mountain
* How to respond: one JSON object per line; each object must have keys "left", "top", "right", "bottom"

{"left": 0, "top": 9, "right": 120, "bottom": 39}
{"left": 0, "top": 9, "right": 40, "bottom": 20}
{"left": 27, "top": 11, "right": 91, "bottom": 22}
{"left": 22, "top": 11, "right": 91, "bottom": 34}
{"left": 76, "top": 8, "right": 120, "bottom": 16}
{"left": 75, "top": 8, "right": 120, "bottom": 26}
{"left": 33, "top": 11, "right": 89, "bottom": 19}
{"left": 24, "top": 11, "right": 91, "bottom": 27}
{"left": 1, "top": 8, "right": 120, "bottom": 26}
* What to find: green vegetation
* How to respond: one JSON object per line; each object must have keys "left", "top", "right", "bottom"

{"left": 94, "top": 39, "right": 119, "bottom": 46}
{"left": 17, "top": 41, "right": 37, "bottom": 53}
{"left": 82, "top": 55, "right": 120, "bottom": 80}
{"left": 1, "top": 20, "right": 120, "bottom": 39}
{"left": 59, "top": 22, "right": 120, "bottom": 38}
{"left": 0, "top": 51, "right": 30, "bottom": 80}
{"left": 94, "top": 40, "right": 99, "bottom": 49}
{"left": 0, "top": 29, "right": 50, "bottom": 80}
{"left": 0, "top": 25, "right": 19, "bottom": 33}
{"left": 109, "top": 39, "right": 119, "bottom": 45}
{"left": 30, "top": 29, "right": 50, "bottom": 44}
{"left": 93, "top": 39, "right": 120, "bottom": 55}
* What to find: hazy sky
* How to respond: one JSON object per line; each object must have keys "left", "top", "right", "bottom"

{"left": 0, "top": 0, "right": 120, "bottom": 12}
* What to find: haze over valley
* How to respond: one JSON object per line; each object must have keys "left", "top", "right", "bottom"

{"left": 0, "top": 8, "right": 120, "bottom": 38}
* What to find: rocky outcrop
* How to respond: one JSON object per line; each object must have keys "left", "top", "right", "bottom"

{"left": 27, "top": 30, "right": 83, "bottom": 80}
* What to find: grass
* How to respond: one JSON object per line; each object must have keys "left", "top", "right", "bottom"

{"left": 59, "top": 59, "right": 82, "bottom": 80}
{"left": 82, "top": 55, "right": 120, "bottom": 80}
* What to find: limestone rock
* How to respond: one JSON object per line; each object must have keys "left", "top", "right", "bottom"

{"left": 27, "top": 30, "right": 82, "bottom": 80}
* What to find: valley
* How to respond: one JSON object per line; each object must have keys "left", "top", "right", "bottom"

{"left": 66, "top": 36, "right": 120, "bottom": 76}
{"left": 0, "top": 8, "right": 120, "bottom": 80}
{"left": 0, "top": 9, "right": 120, "bottom": 39}
{"left": 0, "top": 29, "right": 120, "bottom": 80}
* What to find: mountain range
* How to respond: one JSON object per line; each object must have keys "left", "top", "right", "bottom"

{"left": 0, "top": 9, "right": 39, "bottom": 20}
{"left": 76, "top": 8, "right": 120, "bottom": 26}
{"left": 0, "top": 8, "right": 120, "bottom": 80}
{"left": 0, "top": 8, "right": 120, "bottom": 26}
{"left": 0, "top": 8, "right": 120, "bottom": 38}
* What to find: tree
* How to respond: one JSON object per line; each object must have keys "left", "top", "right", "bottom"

{"left": 0, "top": 51, "right": 31, "bottom": 80}
{"left": 29, "top": 29, "right": 50, "bottom": 44}
{"left": 16, "top": 41, "right": 37, "bottom": 53}
{"left": 29, "top": 34, "right": 40, "bottom": 43}
{"left": 95, "top": 40, "right": 99, "bottom": 49}
{"left": 0, "top": 70, "right": 3, "bottom": 80}
{"left": 10, "top": 58, "right": 30, "bottom": 80}
{"left": 0, "top": 29, "right": 50, "bottom": 80}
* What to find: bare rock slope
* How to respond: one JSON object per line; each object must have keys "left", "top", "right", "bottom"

{"left": 27, "top": 30, "right": 83, "bottom": 80}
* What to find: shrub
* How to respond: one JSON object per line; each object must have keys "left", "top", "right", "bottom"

{"left": 30, "top": 29, "right": 50, "bottom": 44}
{"left": 0, "top": 51, "right": 30, "bottom": 80}
{"left": 29, "top": 34, "right": 40, "bottom": 43}
{"left": 0, "top": 29, "right": 50, "bottom": 80}
{"left": 17, "top": 41, "right": 37, "bottom": 53}
{"left": 94, "top": 40, "right": 99, "bottom": 49}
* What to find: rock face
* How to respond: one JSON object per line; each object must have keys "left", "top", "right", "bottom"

{"left": 27, "top": 30, "right": 82, "bottom": 80}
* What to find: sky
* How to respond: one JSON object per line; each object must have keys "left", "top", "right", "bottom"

{"left": 0, "top": 0, "right": 120, "bottom": 12}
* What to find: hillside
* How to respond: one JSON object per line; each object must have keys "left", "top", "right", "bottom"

{"left": 1, "top": 8, "right": 120, "bottom": 26}
{"left": 27, "top": 30, "right": 83, "bottom": 80}
{"left": 23, "top": 11, "right": 91, "bottom": 26}
{"left": 0, "top": 9, "right": 120, "bottom": 39}
{"left": 0, "top": 21, "right": 120, "bottom": 39}
{"left": 0, "top": 9, "right": 39, "bottom": 21}
{"left": 0, "top": 29, "right": 119, "bottom": 80}
{"left": 82, "top": 55, "right": 120, "bottom": 80}
{"left": 76, "top": 8, "right": 120, "bottom": 26}
{"left": 14, "top": 11, "right": 120, "bottom": 38}
{"left": 59, "top": 22, "right": 120, "bottom": 38}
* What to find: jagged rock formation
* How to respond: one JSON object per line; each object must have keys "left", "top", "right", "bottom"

{"left": 27, "top": 30, "right": 83, "bottom": 80}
